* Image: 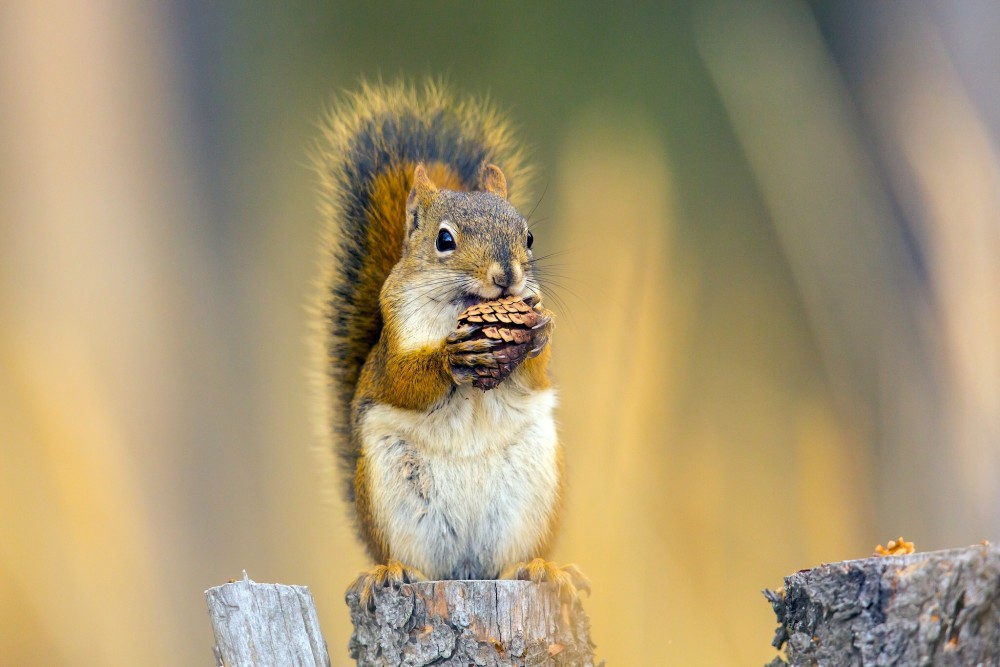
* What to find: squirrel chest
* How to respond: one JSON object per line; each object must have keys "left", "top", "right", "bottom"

{"left": 358, "top": 384, "right": 558, "bottom": 580}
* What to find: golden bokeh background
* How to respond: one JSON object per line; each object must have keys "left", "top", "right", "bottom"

{"left": 2, "top": 1, "right": 999, "bottom": 665}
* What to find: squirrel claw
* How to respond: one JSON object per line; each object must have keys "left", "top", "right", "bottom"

{"left": 502, "top": 558, "right": 591, "bottom": 602}
{"left": 347, "top": 559, "right": 426, "bottom": 613}
{"left": 450, "top": 352, "right": 499, "bottom": 369}
{"left": 448, "top": 337, "right": 498, "bottom": 354}
{"left": 446, "top": 324, "right": 481, "bottom": 344}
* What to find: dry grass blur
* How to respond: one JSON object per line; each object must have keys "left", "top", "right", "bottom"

{"left": 546, "top": 108, "right": 870, "bottom": 662}
{"left": 2, "top": 1, "right": 998, "bottom": 665}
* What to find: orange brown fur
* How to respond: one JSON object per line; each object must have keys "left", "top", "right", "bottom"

{"left": 354, "top": 336, "right": 452, "bottom": 412}
{"left": 515, "top": 342, "right": 553, "bottom": 391}
{"left": 344, "top": 162, "right": 466, "bottom": 398}
{"left": 352, "top": 455, "right": 384, "bottom": 561}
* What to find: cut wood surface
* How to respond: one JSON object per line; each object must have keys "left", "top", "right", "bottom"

{"left": 205, "top": 572, "right": 330, "bottom": 667}
{"left": 765, "top": 543, "right": 1000, "bottom": 666}
{"left": 347, "top": 579, "right": 597, "bottom": 666}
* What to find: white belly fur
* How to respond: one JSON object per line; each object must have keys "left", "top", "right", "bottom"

{"left": 360, "top": 384, "right": 559, "bottom": 579}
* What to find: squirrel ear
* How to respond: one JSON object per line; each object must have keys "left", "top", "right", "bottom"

{"left": 478, "top": 162, "right": 508, "bottom": 200}
{"left": 406, "top": 163, "right": 439, "bottom": 234}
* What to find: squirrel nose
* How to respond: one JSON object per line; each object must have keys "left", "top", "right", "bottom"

{"left": 486, "top": 262, "right": 524, "bottom": 293}
{"left": 486, "top": 262, "right": 510, "bottom": 288}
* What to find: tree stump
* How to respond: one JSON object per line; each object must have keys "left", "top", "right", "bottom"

{"left": 346, "top": 580, "right": 597, "bottom": 666}
{"left": 205, "top": 572, "right": 331, "bottom": 667}
{"left": 765, "top": 543, "right": 1000, "bottom": 666}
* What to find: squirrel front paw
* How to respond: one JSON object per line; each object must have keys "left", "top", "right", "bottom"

{"left": 524, "top": 304, "right": 554, "bottom": 359}
{"left": 445, "top": 325, "right": 501, "bottom": 386}
{"left": 346, "top": 559, "right": 426, "bottom": 612}
{"left": 501, "top": 557, "right": 590, "bottom": 602}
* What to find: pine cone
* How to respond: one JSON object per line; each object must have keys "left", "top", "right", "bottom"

{"left": 456, "top": 296, "right": 544, "bottom": 390}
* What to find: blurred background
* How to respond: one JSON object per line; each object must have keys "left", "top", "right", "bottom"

{"left": 2, "top": 1, "right": 999, "bottom": 664}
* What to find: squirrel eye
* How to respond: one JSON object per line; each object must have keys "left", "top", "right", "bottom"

{"left": 436, "top": 228, "right": 457, "bottom": 252}
{"left": 526, "top": 230, "right": 534, "bottom": 249}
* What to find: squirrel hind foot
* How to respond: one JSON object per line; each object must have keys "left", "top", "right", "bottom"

{"left": 347, "top": 559, "right": 426, "bottom": 612}
{"left": 502, "top": 558, "right": 591, "bottom": 602}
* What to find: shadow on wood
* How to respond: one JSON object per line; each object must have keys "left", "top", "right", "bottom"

{"left": 765, "top": 543, "right": 1000, "bottom": 666}
{"left": 347, "top": 579, "right": 597, "bottom": 666}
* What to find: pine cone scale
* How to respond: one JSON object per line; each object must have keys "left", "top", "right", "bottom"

{"left": 456, "top": 296, "right": 544, "bottom": 390}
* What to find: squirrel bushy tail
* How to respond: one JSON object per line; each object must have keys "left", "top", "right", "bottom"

{"left": 313, "top": 80, "right": 532, "bottom": 501}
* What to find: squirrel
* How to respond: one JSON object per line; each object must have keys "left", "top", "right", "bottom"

{"left": 312, "top": 80, "right": 587, "bottom": 607}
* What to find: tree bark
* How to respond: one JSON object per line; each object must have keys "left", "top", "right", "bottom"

{"left": 765, "top": 543, "right": 1000, "bottom": 666}
{"left": 347, "top": 580, "right": 597, "bottom": 666}
{"left": 205, "top": 572, "right": 330, "bottom": 667}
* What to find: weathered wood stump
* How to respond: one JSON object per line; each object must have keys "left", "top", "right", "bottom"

{"left": 347, "top": 580, "right": 596, "bottom": 666}
{"left": 765, "top": 543, "right": 1000, "bottom": 666}
{"left": 205, "top": 572, "right": 331, "bottom": 667}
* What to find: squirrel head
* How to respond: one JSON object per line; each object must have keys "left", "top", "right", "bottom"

{"left": 398, "top": 162, "right": 537, "bottom": 309}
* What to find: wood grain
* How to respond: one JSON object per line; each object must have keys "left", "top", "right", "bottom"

{"left": 205, "top": 572, "right": 330, "bottom": 667}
